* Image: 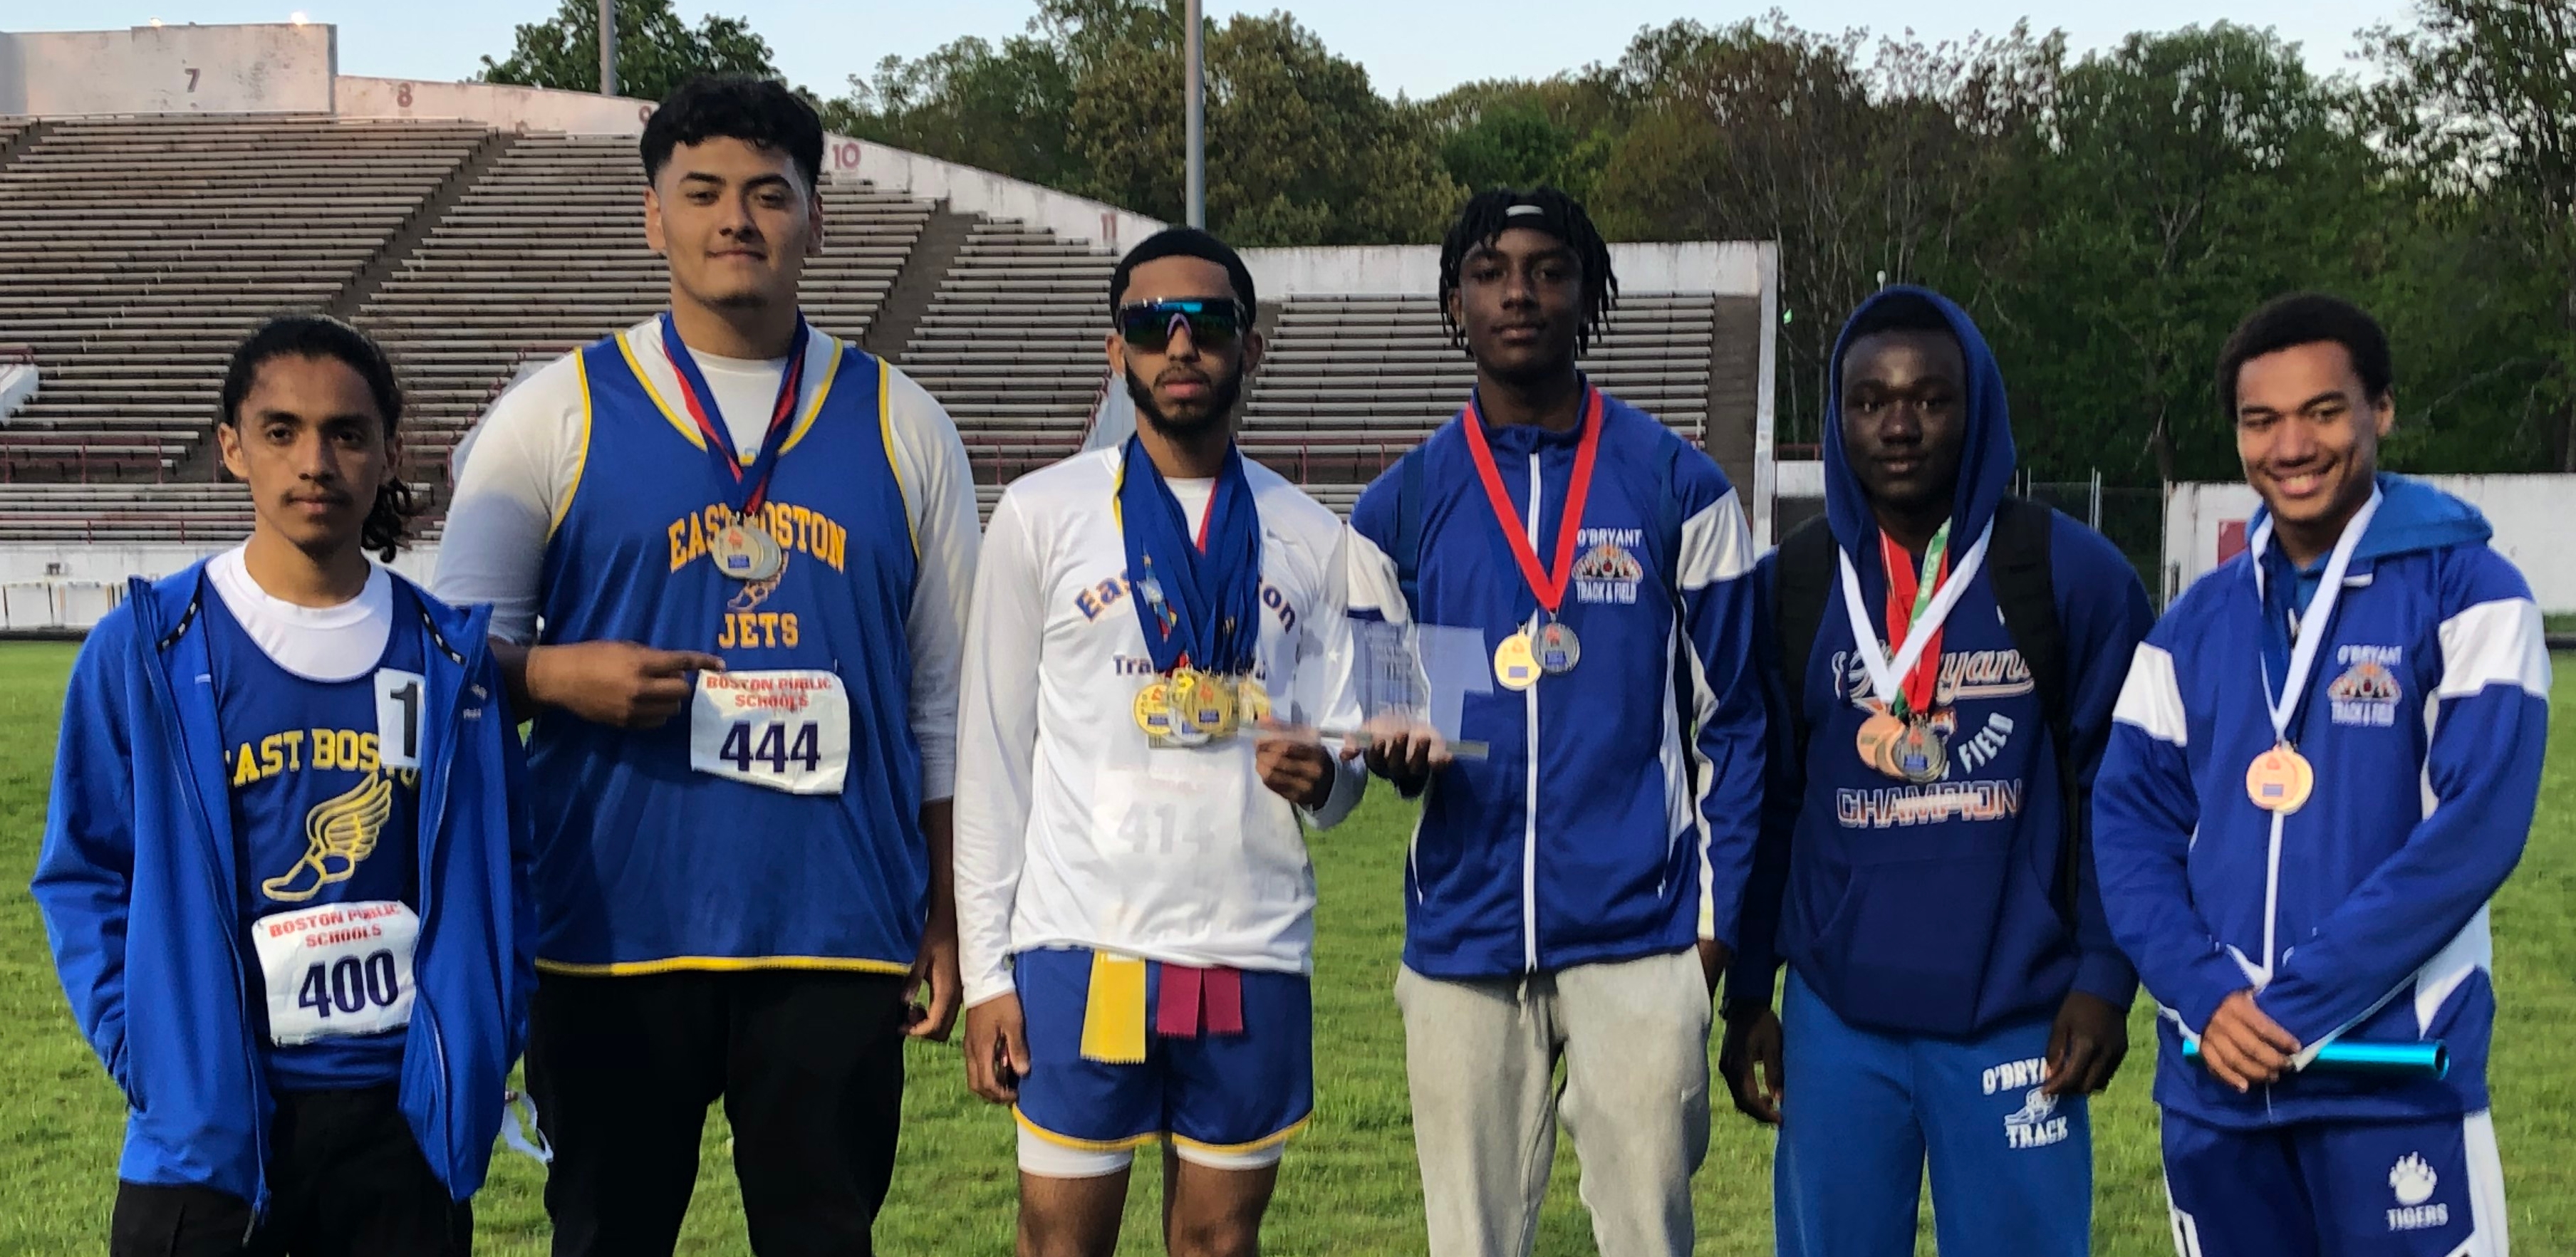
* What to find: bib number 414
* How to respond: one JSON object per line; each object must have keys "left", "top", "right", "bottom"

{"left": 719, "top": 720, "right": 822, "bottom": 774}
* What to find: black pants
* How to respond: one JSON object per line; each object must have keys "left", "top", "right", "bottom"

{"left": 110, "top": 1086, "right": 472, "bottom": 1257}
{"left": 524, "top": 968, "right": 911, "bottom": 1257}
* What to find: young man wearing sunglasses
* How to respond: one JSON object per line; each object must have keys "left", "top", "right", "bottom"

{"left": 1343, "top": 187, "right": 1765, "bottom": 1255}
{"left": 435, "top": 78, "right": 980, "bottom": 1255}
{"left": 955, "top": 226, "right": 1367, "bottom": 1256}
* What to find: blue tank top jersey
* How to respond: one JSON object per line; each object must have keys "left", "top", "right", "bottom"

{"left": 530, "top": 330, "right": 926, "bottom": 974}
{"left": 204, "top": 580, "right": 425, "bottom": 1091}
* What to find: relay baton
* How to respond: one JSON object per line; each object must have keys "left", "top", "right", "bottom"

{"left": 1311, "top": 725, "right": 1490, "bottom": 761}
{"left": 2183, "top": 1037, "right": 2448, "bottom": 1079}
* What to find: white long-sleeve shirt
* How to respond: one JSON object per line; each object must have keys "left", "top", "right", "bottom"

{"left": 953, "top": 446, "right": 1367, "bottom": 1008}
{"left": 432, "top": 318, "right": 978, "bottom": 798}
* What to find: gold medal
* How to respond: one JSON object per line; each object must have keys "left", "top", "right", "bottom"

{"left": 1856, "top": 711, "right": 1905, "bottom": 776}
{"left": 1238, "top": 677, "right": 1272, "bottom": 725}
{"left": 1133, "top": 681, "right": 1177, "bottom": 741}
{"left": 1891, "top": 718, "right": 1948, "bottom": 784}
{"left": 1493, "top": 630, "right": 1540, "bottom": 691}
{"left": 1165, "top": 669, "right": 1234, "bottom": 745}
{"left": 1537, "top": 621, "right": 1582, "bottom": 675}
{"left": 2245, "top": 744, "right": 2313, "bottom": 813}
{"left": 710, "top": 516, "right": 785, "bottom": 582}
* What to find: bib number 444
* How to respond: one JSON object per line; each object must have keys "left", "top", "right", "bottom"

{"left": 719, "top": 720, "right": 823, "bottom": 774}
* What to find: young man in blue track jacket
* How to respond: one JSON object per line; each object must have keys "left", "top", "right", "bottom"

{"left": 2094, "top": 294, "right": 2545, "bottom": 1257}
{"left": 1345, "top": 187, "right": 1766, "bottom": 1257}
{"left": 1718, "top": 288, "right": 2151, "bottom": 1256}
{"left": 33, "top": 315, "right": 533, "bottom": 1257}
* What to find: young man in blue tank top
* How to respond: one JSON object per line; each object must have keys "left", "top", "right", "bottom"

{"left": 437, "top": 76, "right": 982, "bottom": 1256}
{"left": 36, "top": 316, "right": 534, "bottom": 1257}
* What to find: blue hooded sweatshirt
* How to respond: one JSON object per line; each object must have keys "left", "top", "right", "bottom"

{"left": 31, "top": 563, "right": 535, "bottom": 1213}
{"left": 1727, "top": 286, "right": 2150, "bottom": 1037}
{"left": 2094, "top": 474, "right": 2545, "bottom": 1128}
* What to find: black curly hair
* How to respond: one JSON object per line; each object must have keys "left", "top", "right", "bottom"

{"left": 1437, "top": 186, "right": 1619, "bottom": 356}
{"left": 217, "top": 315, "right": 417, "bottom": 562}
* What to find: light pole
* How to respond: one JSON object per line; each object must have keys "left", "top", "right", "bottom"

{"left": 1184, "top": 0, "right": 1205, "bottom": 229}
{"left": 598, "top": 0, "right": 618, "bottom": 97}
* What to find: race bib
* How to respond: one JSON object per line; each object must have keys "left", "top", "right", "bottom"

{"left": 689, "top": 669, "right": 851, "bottom": 795}
{"left": 252, "top": 900, "right": 419, "bottom": 1046}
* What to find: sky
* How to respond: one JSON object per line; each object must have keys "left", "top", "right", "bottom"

{"left": 0, "top": 1, "right": 2416, "bottom": 100}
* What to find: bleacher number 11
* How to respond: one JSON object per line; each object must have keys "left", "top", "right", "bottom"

{"left": 375, "top": 669, "right": 428, "bottom": 771}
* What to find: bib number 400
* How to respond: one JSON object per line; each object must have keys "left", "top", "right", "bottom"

{"left": 297, "top": 950, "right": 403, "bottom": 1021}
{"left": 719, "top": 720, "right": 822, "bottom": 774}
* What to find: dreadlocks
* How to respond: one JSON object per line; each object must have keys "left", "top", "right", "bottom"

{"left": 1437, "top": 186, "right": 1619, "bottom": 356}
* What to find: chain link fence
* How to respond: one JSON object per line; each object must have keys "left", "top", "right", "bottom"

{"left": 2020, "top": 475, "right": 2166, "bottom": 607}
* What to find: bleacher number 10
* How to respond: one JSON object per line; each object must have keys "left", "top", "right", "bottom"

{"left": 720, "top": 719, "right": 823, "bottom": 774}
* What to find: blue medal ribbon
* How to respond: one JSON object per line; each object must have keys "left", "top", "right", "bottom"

{"left": 1116, "top": 434, "right": 1262, "bottom": 676}
{"left": 659, "top": 311, "right": 811, "bottom": 515}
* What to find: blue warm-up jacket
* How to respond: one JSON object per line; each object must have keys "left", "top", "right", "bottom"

{"left": 2094, "top": 474, "right": 2547, "bottom": 1127}
{"left": 1346, "top": 385, "right": 1767, "bottom": 979}
{"left": 1728, "top": 286, "right": 2149, "bottom": 1038}
{"left": 31, "top": 563, "right": 535, "bottom": 1211}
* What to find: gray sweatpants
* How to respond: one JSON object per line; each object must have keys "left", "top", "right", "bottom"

{"left": 1396, "top": 948, "right": 1714, "bottom": 1257}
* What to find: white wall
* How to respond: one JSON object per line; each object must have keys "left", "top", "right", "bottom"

{"left": 827, "top": 138, "right": 1160, "bottom": 250}
{"left": 2164, "top": 474, "right": 2576, "bottom": 612}
{"left": 338, "top": 75, "right": 653, "bottom": 135}
{"left": 0, "top": 543, "right": 435, "bottom": 630}
{"left": 0, "top": 24, "right": 335, "bottom": 115}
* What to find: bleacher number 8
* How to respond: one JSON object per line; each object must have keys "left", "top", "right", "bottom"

{"left": 720, "top": 719, "right": 823, "bottom": 775}
{"left": 297, "top": 951, "right": 402, "bottom": 1020}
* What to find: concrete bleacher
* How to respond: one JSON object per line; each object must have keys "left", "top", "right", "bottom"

{"left": 0, "top": 115, "right": 489, "bottom": 479}
{"left": 1239, "top": 292, "right": 1718, "bottom": 484}
{"left": 897, "top": 220, "right": 1118, "bottom": 485}
{"left": 358, "top": 134, "right": 934, "bottom": 472}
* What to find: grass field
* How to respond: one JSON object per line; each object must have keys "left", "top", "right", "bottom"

{"left": 1, "top": 637, "right": 2571, "bottom": 1255}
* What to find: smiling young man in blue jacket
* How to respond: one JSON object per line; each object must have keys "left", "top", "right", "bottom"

{"left": 2094, "top": 294, "right": 2544, "bottom": 1257}
{"left": 1720, "top": 288, "right": 2152, "bottom": 1256}
{"left": 1345, "top": 187, "right": 1765, "bottom": 1256}
{"left": 33, "top": 316, "right": 533, "bottom": 1257}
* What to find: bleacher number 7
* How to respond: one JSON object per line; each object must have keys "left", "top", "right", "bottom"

{"left": 720, "top": 720, "right": 822, "bottom": 775}
{"left": 374, "top": 669, "right": 428, "bottom": 771}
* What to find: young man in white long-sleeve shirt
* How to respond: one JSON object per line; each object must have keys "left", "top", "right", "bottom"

{"left": 954, "top": 226, "right": 1367, "bottom": 1257}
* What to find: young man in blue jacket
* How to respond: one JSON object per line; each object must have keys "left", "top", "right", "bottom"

{"left": 2094, "top": 294, "right": 2544, "bottom": 1257}
{"left": 1346, "top": 187, "right": 1766, "bottom": 1256}
{"left": 33, "top": 315, "right": 534, "bottom": 1257}
{"left": 1717, "top": 288, "right": 2151, "bottom": 1256}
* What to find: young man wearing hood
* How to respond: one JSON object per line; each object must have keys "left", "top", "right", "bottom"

{"left": 1720, "top": 288, "right": 2152, "bottom": 1256}
{"left": 1346, "top": 187, "right": 1766, "bottom": 1256}
{"left": 2093, "top": 294, "right": 2543, "bottom": 1256}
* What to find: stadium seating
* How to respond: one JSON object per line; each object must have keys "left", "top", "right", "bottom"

{"left": 0, "top": 115, "right": 1747, "bottom": 546}
{"left": 896, "top": 220, "right": 1118, "bottom": 485}
{"left": 356, "top": 134, "right": 933, "bottom": 479}
{"left": 0, "top": 115, "right": 489, "bottom": 479}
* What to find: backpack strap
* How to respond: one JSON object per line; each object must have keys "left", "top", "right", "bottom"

{"left": 1984, "top": 496, "right": 2081, "bottom": 922}
{"left": 1770, "top": 513, "right": 1839, "bottom": 766}
{"left": 1393, "top": 447, "right": 1426, "bottom": 617}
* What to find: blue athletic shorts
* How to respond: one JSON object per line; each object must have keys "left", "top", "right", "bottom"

{"left": 2161, "top": 1107, "right": 2507, "bottom": 1256}
{"left": 1011, "top": 946, "right": 1313, "bottom": 1161}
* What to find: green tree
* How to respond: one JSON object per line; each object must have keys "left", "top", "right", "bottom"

{"left": 824, "top": 35, "right": 1076, "bottom": 191}
{"left": 480, "top": 0, "right": 779, "bottom": 103}
{"left": 2365, "top": 1, "right": 2576, "bottom": 471}
{"left": 1984, "top": 24, "right": 2388, "bottom": 484}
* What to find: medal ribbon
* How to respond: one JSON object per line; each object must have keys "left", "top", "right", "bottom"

{"left": 2250, "top": 488, "right": 2382, "bottom": 746}
{"left": 1460, "top": 386, "right": 1604, "bottom": 622}
{"left": 1115, "top": 435, "right": 1264, "bottom": 677}
{"left": 1837, "top": 518, "right": 1993, "bottom": 711}
{"left": 1878, "top": 523, "right": 1952, "bottom": 718}
{"left": 660, "top": 311, "right": 811, "bottom": 516}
